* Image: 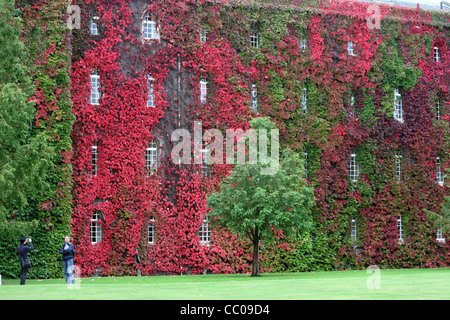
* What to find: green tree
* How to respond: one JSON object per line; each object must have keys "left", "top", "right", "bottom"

{"left": 207, "top": 118, "right": 314, "bottom": 276}
{"left": 0, "top": 0, "right": 53, "bottom": 240}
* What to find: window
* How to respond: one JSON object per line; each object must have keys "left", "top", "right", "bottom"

{"left": 90, "top": 73, "right": 100, "bottom": 105}
{"left": 90, "top": 16, "right": 99, "bottom": 35}
{"left": 348, "top": 41, "right": 355, "bottom": 56}
{"left": 90, "top": 211, "right": 103, "bottom": 244}
{"left": 394, "top": 89, "right": 403, "bottom": 122}
{"left": 436, "top": 157, "right": 444, "bottom": 186}
{"left": 351, "top": 219, "right": 357, "bottom": 242}
{"left": 200, "top": 28, "right": 208, "bottom": 43}
{"left": 200, "top": 80, "right": 207, "bottom": 104}
{"left": 349, "top": 153, "right": 360, "bottom": 182}
{"left": 199, "top": 219, "right": 211, "bottom": 245}
{"left": 397, "top": 216, "right": 403, "bottom": 243}
{"left": 92, "top": 141, "right": 98, "bottom": 176}
{"left": 436, "top": 227, "right": 445, "bottom": 243}
{"left": 434, "top": 47, "right": 440, "bottom": 62}
{"left": 300, "top": 38, "right": 308, "bottom": 50}
{"left": 252, "top": 84, "right": 258, "bottom": 111}
{"left": 148, "top": 219, "right": 155, "bottom": 245}
{"left": 349, "top": 96, "right": 356, "bottom": 117}
{"left": 302, "top": 87, "right": 307, "bottom": 114}
{"left": 147, "top": 74, "right": 154, "bottom": 107}
{"left": 436, "top": 100, "right": 441, "bottom": 120}
{"left": 142, "top": 11, "right": 159, "bottom": 40}
{"left": 250, "top": 33, "right": 259, "bottom": 48}
{"left": 201, "top": 149, "right": 211, "bottom": 177}
{"left": 145, "top": 141, "right": 158, "bottom": 175}
{"left": 395, "top": 153, "right": 402, "bottom": 182}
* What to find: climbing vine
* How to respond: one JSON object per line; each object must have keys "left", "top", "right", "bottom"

{"left": 3, "top": 0, "right": 444, "bottom": 278}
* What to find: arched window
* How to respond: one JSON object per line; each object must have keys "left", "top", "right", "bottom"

{"left": 90, "top": 211, "right": 103, "bottom": 244}
{"left": 142, "top": 11, "right": 159, "bottom": 40}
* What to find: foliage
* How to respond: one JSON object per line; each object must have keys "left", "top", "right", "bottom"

{"left": 3, "top": 0, "right": 447, "bottom": 278}
{"left": 0, "top": 0, "right": 73, "bottom": 279}
{"left": 207, "top": 118, "right": 314, "bottom": 276}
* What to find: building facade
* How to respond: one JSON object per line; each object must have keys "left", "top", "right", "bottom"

{"left": 66, "top": 0, "right": 450, "bottom": 276}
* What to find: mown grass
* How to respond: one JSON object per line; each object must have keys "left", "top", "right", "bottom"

{"left": 1, "top": 268, "right": 449, "bottom": 300}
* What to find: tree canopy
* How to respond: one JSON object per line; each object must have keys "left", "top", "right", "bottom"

{"left": 207, "top": 117, "right": 315, "bottom": 276}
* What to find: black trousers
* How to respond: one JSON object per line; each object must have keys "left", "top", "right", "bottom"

{"left": 20, "top": 267, "right": 29, "bottom": 285}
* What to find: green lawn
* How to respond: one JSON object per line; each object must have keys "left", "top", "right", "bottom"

{"left": 1, "top": 268, "right": 449, "bottom": 300}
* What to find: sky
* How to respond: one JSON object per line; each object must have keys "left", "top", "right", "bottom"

{"left": 358, "top": 0, "right": 446, "bottom": 9}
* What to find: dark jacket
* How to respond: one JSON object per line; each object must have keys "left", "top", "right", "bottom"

{"left": 18, "top": 242, "right": 33, "bottom": 268}
{"left": 59, "top": 243, "right": 74, "bottom": 261}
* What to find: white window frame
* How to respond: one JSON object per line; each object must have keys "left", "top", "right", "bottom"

{"left": 147, "top": 74, "right": 155, "bottom": 107}
{"left": 302, "top": 87, "right": 307, "bottom": 114}
{"left": 351, "top": 219, "right": 357, "bottom": 242}
{"left": 349, "top": 96, "right": 356, "bottom": 117}
{"left": 349, "top": 153, "right": 360, "bottom": 182}
{"left": 397, "top": 215, "right": 404, "bottom": 244}
{"left": 91, "top": 141, "right": 98, "bottom": 176}
{"left": 300, "top": 38, "right": 308, "bottom": 50}
{"left": 200, "top": 80, "right": 207, "bottom": 104}
{"left": 348, "top": 41, "right": 355, "bottom": 56}
{"left": 90, "top": 16, "right": 99, "bottom": 35}
{"left": 436, "top": 227, "right": 445, "bottom": 243}
{"left": 434, "top": 47, "right": 440, "bottom": 62}
{"left": 200, "top": 28, "right": 208, "bottom": 43}
{"left": 395, "top": 153, "right": 402, "bottom": 182}
{"left": 201, "top": 149, "right": 211, "bottom": 177}
{"left": 90, "top": 211, "right": 103, "bottom": 245}
{"left": 252, "top": 84, "right": 258, "bottom": 111}
{"left": 250, "top": 33, "right": 259, "bottom": 48}
{"left": 142, "top": 11, "right": 159, "bottom": 40}
{"left": 394, "top": 89, "right": 403, "bottom": 123}
{"left": 148, "top": 219, "right": 155, "bottom": 245}
{"left": 199, "top": 219, "right": 211, "bottom": 245}
{"left": 145, "top": 141, "right": 158, "bottom": 175}
{"left": 90, "top": 73, "right": 100, "bottom": 105}
{"left": 436, "top": 157, "right": 444, "bottom": 186}
{"left": 436, "top": 100, "right": 441, "bottom": 120}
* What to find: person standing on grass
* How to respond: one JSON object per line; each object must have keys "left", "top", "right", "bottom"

{"left": 18, "top": 237, "right": 33, "bottom": 285}
{"left": 59, "top": 236, "right": 75, "bottom": 284}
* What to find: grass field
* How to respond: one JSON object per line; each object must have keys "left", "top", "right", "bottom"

{"left": 1, "top": 268, "right": 449, "bottom": 300}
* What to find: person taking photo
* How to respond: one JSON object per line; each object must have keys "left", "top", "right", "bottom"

{"left": 17, "top": 237, "right": 33, "bottom": 285}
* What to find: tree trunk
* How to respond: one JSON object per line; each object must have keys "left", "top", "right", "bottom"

{"left": 251, "top": 227, "right": 260, "bottom": 277}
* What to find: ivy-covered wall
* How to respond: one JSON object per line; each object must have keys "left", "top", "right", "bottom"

{"left": 3, "top": 0, "right": 448, "bottom": 279}
{"left": 68, "top": 0, "right": 448, "bottom": 277}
